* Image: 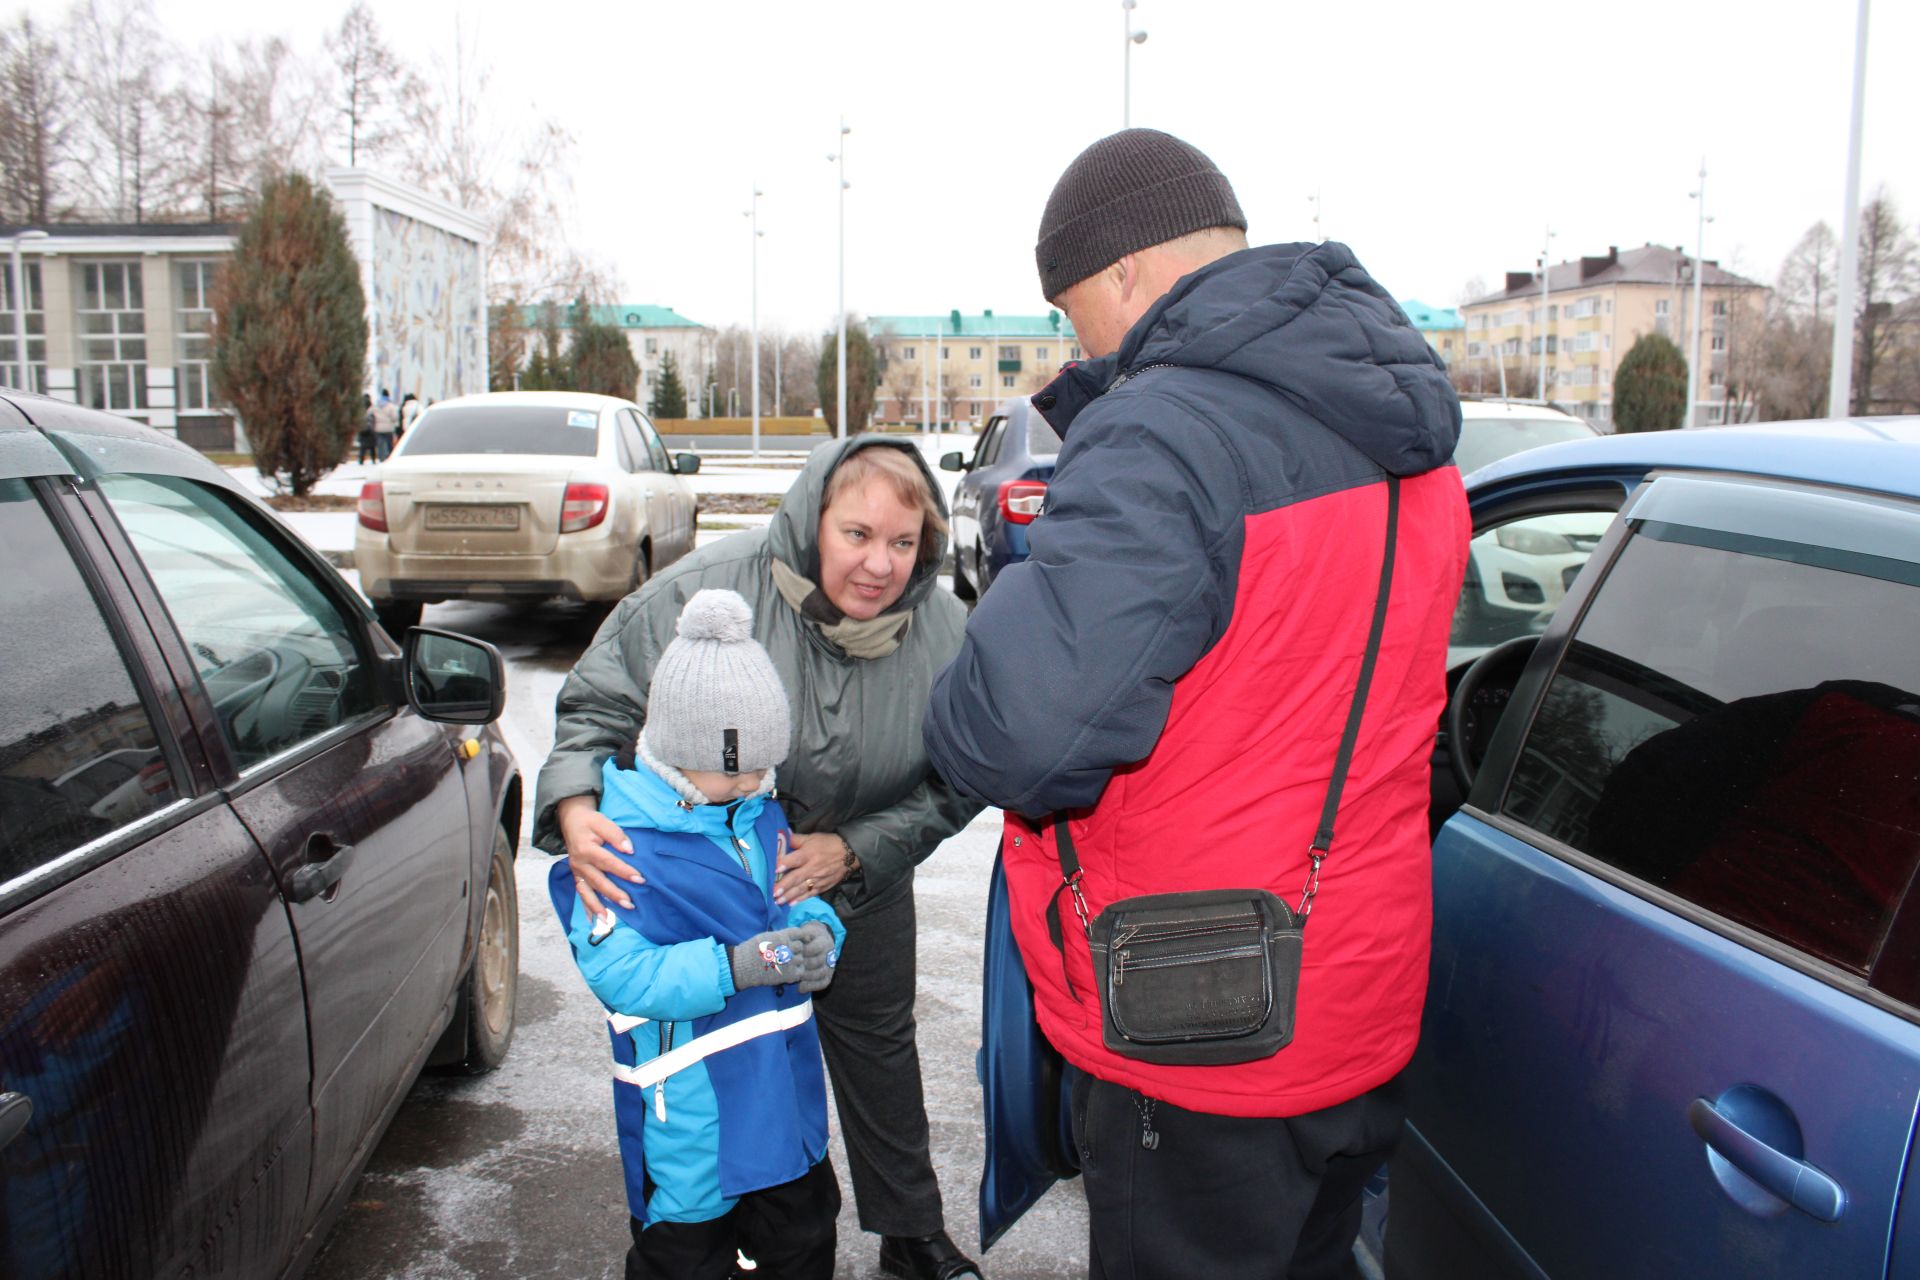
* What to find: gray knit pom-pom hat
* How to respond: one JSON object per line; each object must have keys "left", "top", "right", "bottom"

{"left": 641, "top": 589, "right": 792, "bottom": 775}
{"left": 1035, "top": 128, "right": 1246, "bottom": 301}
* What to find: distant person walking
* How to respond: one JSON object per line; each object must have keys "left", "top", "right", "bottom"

{"left": 399, "top": 392, "right": 422, "bottom": 438}
{"left": 356, "top": 393, "right": 375, "bottom": 465}
{"left": 371, "top": 388, "right": 399, "bottom": 461}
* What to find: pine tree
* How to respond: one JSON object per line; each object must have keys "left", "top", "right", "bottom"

{"left": 211, "top": 172, "right": 366, "bottom": 495}
{"left": 568, "top": 297, "right": 638, "bottom": 399}
{"left": 1613, "top": 332, "right": 1689, "bottom": 434}
{"left": 816, "top": 318, "right": 879, "bottom": 434}
{"left": 649, "top": 350, "right": 688, "bottom": 419}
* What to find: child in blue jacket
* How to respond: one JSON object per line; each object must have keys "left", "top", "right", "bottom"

{"left": 550, "top": 589, "right": 845, "bottom": 1280}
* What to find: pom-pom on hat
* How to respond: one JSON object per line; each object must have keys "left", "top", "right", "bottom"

{"left": 641, "top": 589, "right": 792, "bottom": 775}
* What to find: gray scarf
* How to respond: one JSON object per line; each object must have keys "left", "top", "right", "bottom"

{"left": 770, "top": 558, "right": 913, "bottom": 660}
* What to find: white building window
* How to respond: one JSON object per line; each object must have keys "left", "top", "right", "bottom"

{"left": 941, "top": 346, "right": 950, "bottom": 360}
{"left": 0, "top": 260, "right": 47, "bottom": 394}
{"left": 902, "top": 346, "right": 916, "bottom": 360}
{"left": 1712, "top": 300, "right": 1728, "bottom": 317}
{"left": 79, "top": 261, "right": 148, "bottom": 413}
{"left": 175, "top": 260, "right": 217, "bottom": 411}
{"left": 1467, "top": 341, "right": 1484, "bottom": 357}
{"left": 1711, "top": 335, "right": 1726, "bottom": 352}
{"left": 998, "top": 345, "right": 1019, "bottom": 361}
{"left": 969, "top": 373, "right": 982, "bottom": 389}
{"left": 1069, "top": 346, "right": 1081, "bottom": 360}
{"left": 1655, "top": 300, "right": 1670, "bottom": 316}
{"left": 645, "top": 337, "right": 658, "bottom": 355}
{"left": 1001, "top": 374, "right": 1016, "bottom": 388}
{"left": 1035, "top": 346, "right": 1049, "bottom": 362}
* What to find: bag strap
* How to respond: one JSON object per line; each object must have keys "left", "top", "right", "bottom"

{"left": 1296, "top": 473, "right": 1399, "bottom": 920}
{"left": 1049, "top": 474, "right": 1401, "bottom": 939}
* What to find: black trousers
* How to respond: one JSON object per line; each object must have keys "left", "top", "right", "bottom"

{"left": 1071, "top": 1071, "right": 1406, "bottom": 1280}
{"left": 625, "top": 1157, "right": 840, "bottom": 1280}
{"left": 812, "top": 883, "right": 946, "bottom": 1236}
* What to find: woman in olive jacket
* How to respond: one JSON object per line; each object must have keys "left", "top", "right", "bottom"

{"left": 535, "top": 435, "right": 984, "bottom": 1280}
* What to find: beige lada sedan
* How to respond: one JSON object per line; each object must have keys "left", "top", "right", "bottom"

{"left": 355, "top": 391, "right": 700, "bottom": 632}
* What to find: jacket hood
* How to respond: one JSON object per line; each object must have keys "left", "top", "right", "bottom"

{"left": 766, "top": 434, "right": 953, "bottom": 618}
{"left": 1043, "top": 242, "right": 1460, "bottom": 476}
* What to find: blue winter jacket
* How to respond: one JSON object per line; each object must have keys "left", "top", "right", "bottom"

{"left": 548, "top": 759, "right": 845, "bottom": 1225}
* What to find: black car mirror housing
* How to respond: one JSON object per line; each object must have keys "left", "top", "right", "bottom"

{"left": 402, "top": 628, "right": 507, "bottom": 724}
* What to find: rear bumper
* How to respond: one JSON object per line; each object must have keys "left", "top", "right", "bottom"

{"left": 354, "top": 539, "right": 635, "bottom": 604}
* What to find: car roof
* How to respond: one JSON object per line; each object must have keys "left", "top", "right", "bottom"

{"left": 0, "top": 391, "right": 249, "bottom": 493}
{"left": 427, "top": 390, "right": 631, "bottom": 412}
{"left": 1466, "top": 415, "right": 1920, "bottom": 501}
{"left": 1458, "top": 399, "right": 1584, "bottom": 424}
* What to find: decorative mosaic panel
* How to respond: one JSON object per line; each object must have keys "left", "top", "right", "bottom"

{"left": 369, "top": 207, "right": 485, "bottom": 402}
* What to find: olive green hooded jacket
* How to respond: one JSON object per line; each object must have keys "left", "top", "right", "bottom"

{"left": 532, "top": 435, "right": 981, "bottom": 916}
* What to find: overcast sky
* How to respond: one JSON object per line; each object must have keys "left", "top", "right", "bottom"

{"left": 33, "top": 0, "right": 1920, "bottom": 333}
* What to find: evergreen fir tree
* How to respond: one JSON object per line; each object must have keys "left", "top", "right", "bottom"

{"left": 649, "top": 350, "right": 688, "bottom": 419}
{"left": 211, "top": 172, "right": 367, "bottom": 495}
{"left": 816, "top": 319, "right": 879, "bottom": 434}
{"left": 568, "top": 297, "right": 639, "bottom": 399}
{"left": 1614, "top": 332, "right": 1689, "bottom": 433}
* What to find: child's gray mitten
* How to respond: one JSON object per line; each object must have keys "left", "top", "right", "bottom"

{"left": 729, "top": 927, "right": 809, "bottom": 990}
{"left": 791, "top": 921, "right": 838, "bottom": 993}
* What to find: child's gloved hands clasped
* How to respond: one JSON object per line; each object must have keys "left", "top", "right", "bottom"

{"left": 730, "top": 922, "right": 838, "bottom": 993}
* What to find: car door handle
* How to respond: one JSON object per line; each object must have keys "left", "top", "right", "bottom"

{"left": 286, "top": 837, "right": 357, "bottom": 904}
{"left": 0, "top": 1092, "right": 32, "bottom": 1152}
{"left": 1688, "top": 1097, "right": 1847, "bottom": 1222}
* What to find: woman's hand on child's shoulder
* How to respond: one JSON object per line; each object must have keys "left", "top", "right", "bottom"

{"left": 558, "top": 794, "right": 644, "bottom": 913}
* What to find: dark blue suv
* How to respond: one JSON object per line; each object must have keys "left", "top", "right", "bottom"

{"left": 940, "top": 397, "right": 1060, "bottom": 602}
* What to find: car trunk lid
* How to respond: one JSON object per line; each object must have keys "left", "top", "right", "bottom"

{"left": 377, "top": 458, "right": 578, "bottom": 556}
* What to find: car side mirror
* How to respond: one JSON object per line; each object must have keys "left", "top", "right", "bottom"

{"left": 940, "top": 451, "right": 966, "bottom": 472}
{"left": 404, "top": 628, "right": 507, "bottom": 724}
{"left": 674, "top": 453, "right": 702, "bottom": 475}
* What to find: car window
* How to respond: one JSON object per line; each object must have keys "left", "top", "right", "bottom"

{"left": 396, "top": 403, "right": 601, "bottom": 457}
{"left": 975, "top": 417, "right": 1006, "bottom": 468}
{"left": 618, "top": 409, "right": 656, "bottom": 472}
{"left": 1453, "top": 417, "right": 1596, "bottom": 475}
{"left": 611, "top": 414, "right": 637, "bottom": 472}
{"left": 1502, "top": 526, "right": 1920, "bottom": 978}
{"left": 0, "top": 478, "right": 180, "bottom": 883}
{"left": 98, "top": 475, "right": 382, "bottom": 771}
{"left": 638, "top": 414, "right": 672, "bottom": 472}
{"left": 1452, "top": 510, "right": 1612, "bottom": 662}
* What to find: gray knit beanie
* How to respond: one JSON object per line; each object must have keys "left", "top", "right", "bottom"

{"left": 641, "top": 589, "right": 791, "bottom": 775}
{"left": 1035, "top": 128, "right": 1247, "bottom": 302}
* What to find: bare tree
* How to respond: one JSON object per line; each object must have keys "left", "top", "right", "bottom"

{"left": 1457, "top": 276, "right": 1489, "bottom": 307}
{"left": 327, "top": 3, "right": 414, "bottom": 167}
{"left": 67, "top": 0, "right": 172, "bottom": 221}
{"left": 0, "top": 16, "right": 75, "bottom": 223}
{"left": 1852, "top": 191, "right": 1919, "bottom": 414}
{"left": 1777, "top": 222, "right": 1839, "bottom": 324}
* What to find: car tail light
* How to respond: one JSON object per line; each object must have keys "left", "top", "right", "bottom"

{"left": 561, "top": 482, "right": 610, "bottom": 533}
{"left": 357, "top": 481, "right": 388, "bottom": 532}
{"left": 997, "top": 480, "right": 1048, "bottom": 525}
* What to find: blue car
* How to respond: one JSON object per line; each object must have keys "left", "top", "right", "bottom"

{"left": 941, "top": 397, "right": 1060, "bottom": 603}
{"left": 980, "top": 415, "right": 1920, "bottom": 1279}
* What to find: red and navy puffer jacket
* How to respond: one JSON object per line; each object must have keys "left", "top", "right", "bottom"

{"left": 925, "top": 241, "right": 1470, "bottom": 1117}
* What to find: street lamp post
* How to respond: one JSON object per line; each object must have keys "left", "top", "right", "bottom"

{"left": 1686, "top": 159, "right": 1711, "bottom": 430}
{"left": 746, "top": 185, "right": 764, "bottom": 457}
{"left": 8, "top": 229, "right": 48, "bottom": 393}
{"left": 1830, "top": 0, "right": 1871, "bottom": 419}
{"left": 1122, "top": 1, "right": 1147, "bottom": 128}
{"left": 1537, "top": 227, "right": 1555, "bottom": 400}
{"left": 830, "top": 120, "right": 850, "bottom": 438}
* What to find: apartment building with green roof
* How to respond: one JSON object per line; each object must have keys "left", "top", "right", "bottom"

{"left": 869, "top": 309, "right": 1079, "bottom": 425}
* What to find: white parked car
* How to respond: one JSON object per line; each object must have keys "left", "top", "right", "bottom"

{"left": 354, "top": 391, "right": 702, "bottom": 632}
{"left": 1451, "top": 402, "right": 1607, "bottom": 647}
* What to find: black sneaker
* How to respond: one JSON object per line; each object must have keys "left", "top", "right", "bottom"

{"left": 878, "top": 1231, "right": 983, "bottom": 1280}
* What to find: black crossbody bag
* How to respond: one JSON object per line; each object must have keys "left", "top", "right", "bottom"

{"left": 1047, "top": 476, "right": 1400, "bottom": 1066}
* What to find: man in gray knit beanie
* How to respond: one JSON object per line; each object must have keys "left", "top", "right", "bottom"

{"left": 929, "top": 125, "right": 1462, "bottom": 1277}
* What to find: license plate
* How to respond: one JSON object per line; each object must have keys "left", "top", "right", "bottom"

{"left": 423, "top": 503, "right": 519, "bottom": 530}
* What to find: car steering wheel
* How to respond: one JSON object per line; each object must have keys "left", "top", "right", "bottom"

{"left": 1445, "top": 635, "right": 1540, "bottom": 795}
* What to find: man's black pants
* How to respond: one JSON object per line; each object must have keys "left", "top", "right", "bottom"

{"left": 1071, "top": 1071, "right": 1405, "bottom": 1280}
{"left": 624, "top": 1157, "right": 840, "bottom": 1280}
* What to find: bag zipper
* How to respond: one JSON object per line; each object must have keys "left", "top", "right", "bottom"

{"left": 1115, "top": 941, "right": 1265, "bottom": 986}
